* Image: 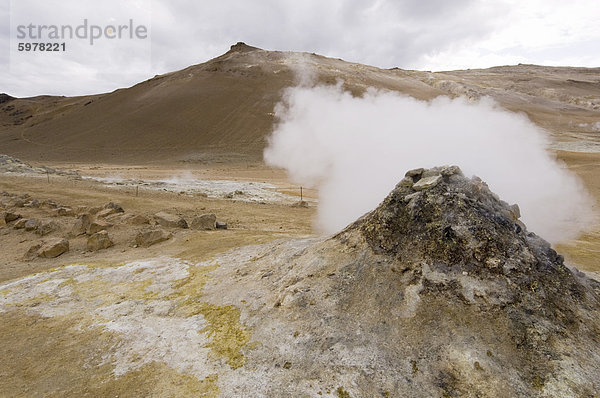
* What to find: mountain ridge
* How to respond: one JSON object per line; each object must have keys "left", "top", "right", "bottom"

{"left": 0, "top": 43, "right": 599, "bottom": 164}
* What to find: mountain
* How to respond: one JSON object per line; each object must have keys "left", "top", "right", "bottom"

{"left": 1, "top": 42, "right": 599, "bottom": 164}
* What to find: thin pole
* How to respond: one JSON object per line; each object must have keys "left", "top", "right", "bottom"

{"left": 300, "top": 186, "right": 303, "bottom": 201}
{"left": 136, "top": 185, "right": 139, "bottom": 197}
{"left": 46, "top": 170, "right": 50, "bottom": 184}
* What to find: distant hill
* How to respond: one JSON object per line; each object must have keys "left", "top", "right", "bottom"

{"left": 1, "top": 42, "right": 599, "bottom": 164}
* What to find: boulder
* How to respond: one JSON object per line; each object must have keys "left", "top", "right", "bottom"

{"left": 87, "top": 220, "right": 112, "bottom": 235}
{"left": 190, "top": 213, "right": 216, "bottom": 230}
{"left": 71, "top": 214, "right": 92, "bottom": 236}
{"left": 87, "top": 230, "right": 114, "bottom": 251}
{"left": 154, "top": 211, "right": 188, "bottom": 229}
{"left": 216, "top": 221, "right": 228, "bottom": 230}
{"left": 38, "top": 238, "right": 69, "bottom": 258}
{"left": 135, "top": 229, "right": 172, "bottom": 248}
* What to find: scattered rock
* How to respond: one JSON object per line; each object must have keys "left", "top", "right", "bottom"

{"left": 3, "top": 211, "right": 22, "bottom": 223}
{"left": 96, "top": 208, "right": 118, "bottom": 218}
{"left": 24, "top": 243, "right": 42, "bottom": 260}
{"left": 38, "top": 238, "right": 69, "bottom": 258}
{"left": 35, "top": 220, "right": 58, "bottom": 236}
{"left": 154, "top": 211, "right": 188, "bottom": 229}
{"left": 216, "top": 221, "right": 228, "bottom": 230}
{"left": 41, "top": 199, "right": 59, "bottom": 209}
{"left": 24, "top": 199, "right": 40, "bottom": 208}
{"left": 10, "top": 198, "right": 26, "bottom": 208}
{"left": 104, "top": 202, "right": 124, "bottom": 213}
{"left": 71, "top": 214, "right": 92, "bottom": 236}
{"left": 13, "top": 218, "right": 27, "bottom": 229}
{"left": 87, "top": 230, "right": 114, "bottom": 251}
{"left": 24, "top": 219, "right": 39, "bottom": 231}
{"left": 53, "top": 207, "right": 75, "bottom": 217}
{"left": 135, "top": 229, "right": 173, "bottom": 247}
{"left": 87, "top": 220, "right": 112, "bottom": 235}
{"left": 190, "top": 214, "right": 216, "bottom": 230}
{"left": 123, "top": 214, "right": 150, "bottom": 225}
{"left": 291, "top": 201, "right": 309, "bottom": 208}
{"left": 88, "top": 206, "right": 103, "bottom": 215}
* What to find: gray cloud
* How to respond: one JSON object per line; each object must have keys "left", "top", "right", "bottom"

{"left": 0, "top": 0, "right": 597, "bottom": 97}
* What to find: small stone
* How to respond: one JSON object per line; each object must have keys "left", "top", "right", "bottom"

{"left": 14, "top": 218, "right": 27, "bottom": 229}
{"left": 413, "top": 175, "right": 442, "bottom": 191}
{"left": 87, "top": 220, "right": 112, "bottom": 235}
{"left": 3, "top": 211, "right": 21, "bottom": 223}
{"left": 405, "top": 168, "right": 424, "bottom": 179}
{"left": 104, "top": 202, "right": 124, "bottom": 213}
{"left": 72, "top": 214, "right": 92, "bottom": 236}
{"left": 123, "top": 214, "right": 150, "bottom": 225}
{"left": 421, "top": 169, "right": 441, "bottom": 178}
{"left": 154, "top": 211, "right": 188, "bottom": 229}
{"left": 216, "top": 221, "right": 228, "bottom": 230}
{"left": 24, "top": 243, "right": 42, "bottom": 260}
{"left": 24, "top": 219, "right": 39, "bottom": 231}
{"left": 441, "top": 165, "right": 463, "bottom": 177}
{"left": 96, "top": 208, "right": 117, "bottom": 218}
{"left": 510, "top": 204, "right": 521, "bottom": 219}
{"left": 135, "top": 229, "right": 173, "bottom": 247}
{"left": 25, "top": 199, "right": 40, "bottom": 208}
{"left": 35, "top": 220, "right": 58, "bottom": 236}
{"left": 396, "top": 177, "right": 414, "bottom": 188}
{"left": 291, "top": 201, "right": 309, "bottom": 208}
{"left": 38, "top": 238, "right": 69, "bottom": 258}
{"left": 190, "top": 214, "right": 216, "bottom": 230}
{"left": 87, "top": 230, "right": 114, "bottom": 251}
{"left": 53, "top": 207, "right": 75, "bottom": 217}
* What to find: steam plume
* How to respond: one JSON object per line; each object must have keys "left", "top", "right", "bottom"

{"left": 264, "top": 82, "right": 595, "bottom": 243}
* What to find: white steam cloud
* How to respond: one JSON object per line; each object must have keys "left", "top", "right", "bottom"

{"left": 264, "top": 83, "right": 595, "bottom": 243}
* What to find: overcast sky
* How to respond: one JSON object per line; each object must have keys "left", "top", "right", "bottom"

{"left": 1, "top": 0, "right": 599, "bottom": 97}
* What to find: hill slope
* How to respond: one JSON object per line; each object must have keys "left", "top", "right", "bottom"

{"left": 1, "top": 42, "right": 599, "bottom": 164}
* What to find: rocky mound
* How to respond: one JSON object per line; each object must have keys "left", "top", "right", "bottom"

{"left": 202, "top": 166, "right": 600, "bottom": 397}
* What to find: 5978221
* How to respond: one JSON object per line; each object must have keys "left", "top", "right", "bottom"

{"left": 17, "top": 42, "right": 66, "bottom": 51}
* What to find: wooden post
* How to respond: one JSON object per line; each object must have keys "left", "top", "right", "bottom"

{"left": 46, "top": 170, "right": 50, "bottom": 184}
{"left": 300, "top": 186, "right": 303, "bottom": 201}
{"left": 136, "top": 185, "right": 139, "bottom": 197}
